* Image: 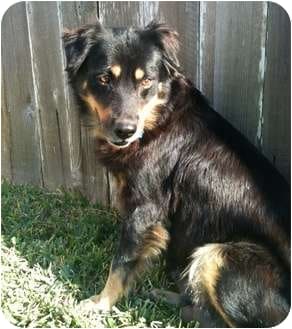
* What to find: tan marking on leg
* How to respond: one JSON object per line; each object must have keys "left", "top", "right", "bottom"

{"left": 139, "top": 224, "right": 169, "bottom": 259}
{"left": 113, "top": 172, "right": 127, "bottom": 215}
{"left": 85, "top": 225, "right": 169, "bottom": 311}
{"left": 88, "top": 226, "right": 168, "bottom": 311}
{"left": 135, "top": 68, "right": 145, "bottom": 80}
{"left": 89, "top": 266, "right": 128, "bottom": 311}
{"left": 187, "top": 244, "right": 235, "bottom": 327}
{"left": 111, "top": 65, "right": 122, "bottom": 78}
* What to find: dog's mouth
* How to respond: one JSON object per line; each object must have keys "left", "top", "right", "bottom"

{"left": 109, "top": 140, "right": 130, "bottom": 147}
{"left": 112, "top": 140, "right": 128, "bottom": 146}
{"left": 107, "top": 128, "right": 144, "bottom": 148}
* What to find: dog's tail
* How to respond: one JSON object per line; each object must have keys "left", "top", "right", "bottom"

{"left": 184, "top": 242, "right": 290, "bottom": 327}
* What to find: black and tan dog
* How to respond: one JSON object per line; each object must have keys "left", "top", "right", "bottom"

{"left": 63, "top": 21, "right": 290, "bottom": 327}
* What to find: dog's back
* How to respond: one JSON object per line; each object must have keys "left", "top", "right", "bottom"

{"left": 166, "top": 85, "right": 290, "bottom": 266}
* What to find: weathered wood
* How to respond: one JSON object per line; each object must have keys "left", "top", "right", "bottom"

{"left": 26, "top": 2, "right": 68, "bottom": 189}
{"left": 198, "top": 1, "right": 217, "bottom": 103}
{"left": 99, "top": 1, "right": 141, "bottom": 27}
{"left": 60, "top": 1, "right": 109, "bottom": 205}
{"left": 1, "top": 64, "right": 12, "bottom": 181}
{"left": 1, "top": 2, "right": 42, "bottom": 185}
{"left": 60, "top": 1, "right": 98, "bottom": 26}
{"left": 178, "top": 2, "right": 200, "bottom": 83}
{"left": 262, "top": 3, "right": 290, "bottom": 181}
{"left": 213, "top": 2, "right": 268, "bottom": 146}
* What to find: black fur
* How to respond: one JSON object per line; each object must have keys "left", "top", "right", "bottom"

{"left": 63, "top": 21, "right": 290, "bottom": 327}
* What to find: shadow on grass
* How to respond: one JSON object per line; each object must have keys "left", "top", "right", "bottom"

{"left": 1, "top": 181, "right": 119, "bottom": 300}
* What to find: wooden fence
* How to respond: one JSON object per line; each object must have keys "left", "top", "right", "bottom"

{"left": 1, "top": 1, "right": 290, "bottom": 206}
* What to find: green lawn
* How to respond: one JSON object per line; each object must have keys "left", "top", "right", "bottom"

{"left": 1, "top": 181, "right": 197, "bottom": 327}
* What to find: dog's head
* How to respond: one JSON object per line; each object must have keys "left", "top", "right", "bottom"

{"left": 63, "top": 21, "right": 180, "bottom": 148}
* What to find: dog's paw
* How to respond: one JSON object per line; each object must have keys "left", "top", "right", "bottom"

{"left": 79, "top": 295, "right": 111, "bottom": 313}
{"left": 148, "top": 288, "right": 162, "bottom": 300}
{"left": 148, "top": 288, "right": 182, "bottom": 305}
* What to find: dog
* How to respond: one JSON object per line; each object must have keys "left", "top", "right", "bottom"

{"left": 63, "top": 21, "right": 290, "bottom": 327}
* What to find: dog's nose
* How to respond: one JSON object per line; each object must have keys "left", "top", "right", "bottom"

{"left": 114, "top": 123, "right": 137, "bottom": 139}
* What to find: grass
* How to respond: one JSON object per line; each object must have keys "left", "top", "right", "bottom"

{"left": 1, "top": 181, "right": 197, "bottom": 327}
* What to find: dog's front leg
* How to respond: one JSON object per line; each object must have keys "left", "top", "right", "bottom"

{"left": 82, "top": 204, "right": 169, "bottom": 312}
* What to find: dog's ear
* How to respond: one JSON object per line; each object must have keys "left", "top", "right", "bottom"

{"left": 140, "top": 21, "right": 180, "bottom": 77}
{"left": 62, "top": 23, "right": 102, "bottom": 78}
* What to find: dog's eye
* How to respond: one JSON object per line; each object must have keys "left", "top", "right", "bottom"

{"left": 140, "top": 78, "right": 153, "bottom": 89}
{"left": 97, "top": 74, "right": 111, "bottom": 85}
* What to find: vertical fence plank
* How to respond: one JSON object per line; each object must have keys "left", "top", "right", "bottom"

{"left": 99, "top": 1, "right": 141, "bottom": 26}
{"left": 262, "top": 3, "right": 290, "bottom": 181}
{"left": 60, "top": 1, "right": 99, "bottom": 27}
{"left": 60, "top": 1, "right": 109, "bottom": 205}
{"left": 213, "top": 2, "right": 268, "bottom": 146}
{"left": 198, "top": 1, "right": 217, "bottom": 103}
{"left": 1, "top": 69, "right": 12, "bottom": 181}
{"left": 26, "top": 2, "right": 69, "bottom": 189}
{"left": 179, "top": 2, "right": 200, "bottom": 84}
{"left": 158, "top": 1, "right": 200, "bottom": 83}
{"left": 1, "top": 2, "right": 42, "bottom": 185}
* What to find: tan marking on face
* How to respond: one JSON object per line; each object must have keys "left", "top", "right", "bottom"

{"left": 135, "top": 68, "right": 145, "bottom": 80}
{"left": 81, "top": 93, "right": 111, "bottom": 123}
{"left": 111, "top": 64, "right": 122, "bottom": 78}
{"left": 139, "top": 93, "right": 167, "bottom": 130}
{"left": 157, "top": 82, "right": 166, "bottom": 99}
{"left": 82, "top": 80, "right": 88, "bottom": 90}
